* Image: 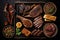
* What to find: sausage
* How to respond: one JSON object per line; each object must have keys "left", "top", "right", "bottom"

{"left": 33, "top": 30, "right": 40, "bottom": 36}
{"left": 37, "top": 30, "right": 43, "bottom": 36}
{"left": 31, "top": 29, "right": 37, "bottom": 34}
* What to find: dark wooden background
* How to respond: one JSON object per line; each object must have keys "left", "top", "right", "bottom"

{"left": 0, "top": 0, "right": 60, "bottom": 40}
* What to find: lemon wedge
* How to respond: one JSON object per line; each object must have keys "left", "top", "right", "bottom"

{"left": 16, "top": 22, "right": 22, "bottom": 28}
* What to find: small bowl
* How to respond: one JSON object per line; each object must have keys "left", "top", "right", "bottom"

{"left": 43, "top": 2, "right": 57, "bottom": 15}
{"left": 2, "top": 25, "right": 15, "bottom": 38}
{"left": 43, "top": 23, "right": 58, "bottom": 38}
